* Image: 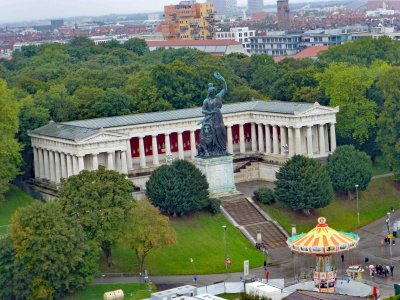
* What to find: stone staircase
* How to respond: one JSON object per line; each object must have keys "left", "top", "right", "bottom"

{"left": 221, "top": 198, "right": 288, "bottom": 250}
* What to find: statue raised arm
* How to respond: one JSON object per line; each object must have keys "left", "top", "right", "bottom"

{"left": 214, "top": 71, "right": 227, "bottom": 99}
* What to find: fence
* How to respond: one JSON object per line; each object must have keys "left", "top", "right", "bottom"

{"left": 196, "top": 282, "right": 244, "bottom": 295}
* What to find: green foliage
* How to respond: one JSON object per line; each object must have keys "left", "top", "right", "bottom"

{"left": 327, "top": 145, "right": 373, "bottom": 194}
{"left": 317, "top": 62, "right": 377, "bottom": 145}
{"left": 240, "top": 292, "right": 271, "bottom": 300}
{"left": 376, "top": 66, "right": 400, "bottom": 179}
{"left": 254, "top": 187, "right": 275, "bottom": 205}
{"left": 8, "top": 201, "right": 98, "bottom": 299}
{"left": 207, "top": 198, "right": 221, "bottom": 214}
{"left": 0, "top": 80, "right": 21, "bottom": 199}
{"left": 125, "top": 200, "right": 176, "bottom": 271}
{"left": 58, "top": 166, "right": 135, "bottom": 265}
{"left": 124, "top": 38, "right": 149, "bottom": 56}
{"left": 275, "top": 155, "right": 333, "bottom": 211}
{"left": 146, "top": 160, "right": 209, "bottom": 215}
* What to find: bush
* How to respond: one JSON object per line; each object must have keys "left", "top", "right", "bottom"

{"left": 254, "top": 188, "right": 275, "bottom": 205}
{"left": 207, "top": 198, "right": 221, "bottom": 214}
{"left": 146, "top": 160, "right": 210, "bottom": 215}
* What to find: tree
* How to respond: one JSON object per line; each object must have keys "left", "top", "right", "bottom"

{"left": 58, "top": 166, "right": 135, "bottom": 266}
{"left": 92, "top": 88, "right": 132, "bottom": 117}
{"left": 275, "top": 155, "right": 333, "bottom": 213}
{"left": 376, "top": 66, "right": 400, "bottom": 179}
{"left": 0, "top": 79, "right": 21, "bottom": 200}
{"left": 327, "top": 145, "right": 372, "bottom": 197}
{"left": 125, "top": 200, "right": 176, "bottom": 272}
{"left": 123, "top": 38, "right": 149, "bottom": 56}
{"left": 316, "top": 62, "right": 377, "bottom": 146}
{"left": 146, "top": 160, "right": 209, "bottom": 215}
{"left": 9, "top": 201, "right": 98, "bottom": 299}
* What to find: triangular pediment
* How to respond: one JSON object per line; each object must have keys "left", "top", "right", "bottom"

{"left": 296, "top": 103, "right": 339, "bottom": 116}
{"left": 78, "top": 131, "right": 129, "bottom": 143}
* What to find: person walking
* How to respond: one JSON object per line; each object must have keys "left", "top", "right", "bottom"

{"left": 341, "top": 254, "right": 344, "bottom": 263}
{"left": 391, "top": 265, "right": 394, "bottom": 276}
{"left": 264, "top": 260, "right": 267, "bottom": 270}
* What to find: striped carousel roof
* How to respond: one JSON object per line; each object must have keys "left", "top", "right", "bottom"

{"left": 287, "top": 217, "right": 360, "bottom": 255}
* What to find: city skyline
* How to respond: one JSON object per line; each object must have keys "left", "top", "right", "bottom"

{"left": 1, "top": 0, "right": 323, "bottom": 24}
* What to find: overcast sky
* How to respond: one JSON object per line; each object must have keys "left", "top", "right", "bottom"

{"left": 0, "top": 0, "right": 250, "bottom": 23}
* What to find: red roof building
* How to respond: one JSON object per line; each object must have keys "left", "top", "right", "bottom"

{"left": 273, "top": 45, "right": 329, "bottom": 62}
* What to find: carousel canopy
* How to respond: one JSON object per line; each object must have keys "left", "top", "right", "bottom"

{"left": 287, "top": 217, "right": 360, "bottom": 254}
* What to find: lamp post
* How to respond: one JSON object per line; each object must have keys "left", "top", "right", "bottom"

{"left": 291, "top": 224, "right": 297, "bottom": 282}
{"left": 222, "top": 225, "right": 227, "bottom": 270}
{"left": 387, "top": 212, "right": 393, "bottom": 266}
{"left": 355, "top": 184, "right": 359, "bottom": 225}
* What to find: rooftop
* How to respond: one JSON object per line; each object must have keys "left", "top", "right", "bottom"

{"left": 30, "top": 100, "right": 318, "bottom": 141}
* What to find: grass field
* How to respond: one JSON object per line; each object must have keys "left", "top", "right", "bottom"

{"left": 261, "top": 177, "right": 400, "bottom": 234}
{"left": 66, "top": 283, "right": 153, "bottom": 300}
{"left": 100, "top": 212, "right": 265, "bottom": 275}
{"left": 372, "top": 158, "right": 391, "bottom": 176}
{"left": 0, "top": 185, "right": 35, "bottom": 235}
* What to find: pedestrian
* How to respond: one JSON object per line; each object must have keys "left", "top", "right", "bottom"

{"left": 263, "top": 260, "right": 267, "bottom": 270}
{"left": 365, "top": 257, "right": 369, "bottom": 264}
{"left": 391, "top": 265, "right": 394, "bottom": 276}
{"left": 341, "top": 254, "right": 344, "bottom": 263}
{"left": 265, "top": 270, "right": 269, "bottom": 282}
{"left": 193, "top": 274, "right": 198, "bottom": 286}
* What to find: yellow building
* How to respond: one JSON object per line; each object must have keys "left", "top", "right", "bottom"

{"left": 162, "top": 0, "right": 216, "bottom": 40}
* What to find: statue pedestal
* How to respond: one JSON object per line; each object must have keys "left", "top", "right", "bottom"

{"left": 195, "top": 155, "right": 239, "bottom": 198}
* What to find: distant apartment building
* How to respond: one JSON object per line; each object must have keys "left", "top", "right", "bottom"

{"left": 247, "top": 0, "right": 264, "bottom": 14}
{"left": 207, "top": 0, "right": 237, "bottom": 16}
{"left": 215, "top": 27, "right": 255, "bottom": 52}
{"left": 248, "top": 31, "right": 301, "bottom": 56}
{"left": 276, "top": 0, "right": 290, "bottom": 30}
{"left": 162, "top": 0, "right": 216, "bottom": 40}
{"left": 248, "top": 29, "right": 352, "bottom": 56}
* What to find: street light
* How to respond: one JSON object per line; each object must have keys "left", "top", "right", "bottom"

{"left": 222, "top": 225, "right": 227, "bottom": 270}
{"left": 355, "top": 184, "right": 360, "bottom": 225}
{"left": 387, "top": 212, "right": 393, "bottom": 266}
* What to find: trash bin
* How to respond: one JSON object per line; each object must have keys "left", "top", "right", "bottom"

{"left": 394, "top": 283, "right": 400, "bottom": 295}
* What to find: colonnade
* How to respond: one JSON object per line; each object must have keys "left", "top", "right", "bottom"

{"left": 32, "top": 147, "right": 129, "bottom": 183}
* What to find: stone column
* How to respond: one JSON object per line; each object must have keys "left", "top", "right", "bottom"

{"left": 272, "top": 125, "right": 279, "bottom": 155}
{"left": 73, "top": 155, "right": 79, "bottom": 175}
{"left": 330, "top": 123, "right": 337, "bottom": 152}
{"left": 66, "top": 154, "right": 73, "bottom": 177}
{"left": 226, "top": 126, "right": 233, "bottom": 154}
{"left": 54, "top": 151, "right": 61, "bottom": 183}
{"left": 33, "top": 147, "right": 39, "bottom": 178}
{"left": 165, "top": 133, "right": 171, "bottom": 155}
{"left": 152, "top": 135, "right": 160, "bottom": 166}
{"left": 265, "top": 124, "right": 271, "bottom": 154}
{"left": 121, "top": 151, "right": 128, "bottom": 174}
{"left": 49, "top": 150, "right": 56, "bottom": 182}
{"left": 280, "top": 126, "right": 287, "bottom": 156}
{"left": 288, "top": 127, "right": 294, "bottom": 156}
{"left": 126, "top": 140, "right": 133, "bottom": 170}
{"left": 138, "top": 136, "right": 146, "bottom": 168}
{"left": 77, "top": 155, "right": 85, "bottom": 172}
{"left": 177, "top": 132, "right": 184, "bottom": 159}
{"left": 307, "top": 126, "right": 313, "bottom": 157}
{"left": 295, "top": 127, "right": 302, "bottom": 154}
{"left": 251, "top": 123, "right": 257, "bottom": 152}
{"left": 319, "top": 124, "right": 326, "bottom": 155}
{"left": 43, "top": 149, "right": 50, "bottom": 180}
{"left": 257, "top": 124, "right": 264, "bottom": 153}
{"left": 60, "top": 152, "right": 67, "bottom": 179}
{"left": 239, "top": 124, "right": 245, "bottom": 154}
{"left": 92, "top": 153, "right": 99, "bottom": 170}
{"left": 38, "top": 148, "right": 44, "bottom": 179}
{"left": 107, "top": 152, "right": 114, "bottom": 170}
{"left": 115, "top": 151, "right": 121, "bottom": 171}
{"left": 189, "top": 130, "right": 197, "bottom": 159}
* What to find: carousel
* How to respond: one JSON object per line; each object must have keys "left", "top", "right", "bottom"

{"left": 287, "top": 217, "right": 360, "bottom": 293}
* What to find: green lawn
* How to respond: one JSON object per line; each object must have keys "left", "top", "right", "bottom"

{"left": 100, "top": 212, "right": 265, "bottom": 275}
{"left": 0, "top": 185, "right": 35, "bottom": 235}
{"left": 262, "top": 177, "right": 400, "bottom": 234}
{"left": 218, "top": 293, "right": 240, "bottom": 300}
{"left": 65, "top": 283, "right": 153, "bottom": 300}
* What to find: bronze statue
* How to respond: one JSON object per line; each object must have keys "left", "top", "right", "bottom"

{"left": 197, "top": 71, "right": 228, "bottom": 157}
